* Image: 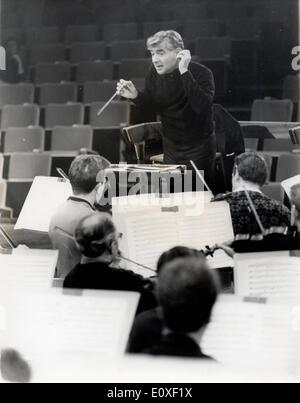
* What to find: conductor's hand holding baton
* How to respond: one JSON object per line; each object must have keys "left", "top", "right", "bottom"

{"left": 117, "top": 79, "right": 138, "bottom": 100}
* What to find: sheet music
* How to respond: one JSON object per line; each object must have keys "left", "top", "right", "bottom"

{"left": 234, "top": 253, "right": 300, "bottom": 297}
{"left": 202, "top": 296, "right": 300, "bottom": 375}
{"left": 15, "top": 176, "right": 72, "bottom": 232}
{"left": 281, "top": 175, "right": 300, "bottom": 199}
{"left": 0, "top": 250, "right": 58, "bottom": 292}
{"left": 3, "top": 290, "right": 140, "bottom": 358}
{"left": 113, "top": 196, "right": 234, "bottom": 273}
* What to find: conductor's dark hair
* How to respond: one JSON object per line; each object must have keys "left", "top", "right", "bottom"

{"left": 75, "top": 213, "right": 117, "bottom": 258}
{"left": 157, "top": 246, "right": 205, "bottom": 274}
{"left": 68, "top": 155, "right": 110, "bottom": 194}
{"left": 234, "top": 152, "right": 268, "bottom": 187}
{"left": 157, "top": 257, "right": 219, "bottom": 333}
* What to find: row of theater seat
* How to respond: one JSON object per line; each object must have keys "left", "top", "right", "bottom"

{"left": 3, "top": 0, "right": 294, "bottom": 31}
{"left": 0, "top": 81, "right": 147, "bottom": 107}
{"left": 3, "top": 18, "right": 269, "bottom": 46}
{"left": 25, "top": 37, "right": 235, "bottom": 66}
{"left": 0, "top": 102, "right": 131, "bottom": 131}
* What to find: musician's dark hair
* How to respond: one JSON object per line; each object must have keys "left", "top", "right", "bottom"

{"left": 157, "top": 246, "right": 204, "bottom": 274}
{"left": 234, "top": 152, "right": 268, "bottom": 187}
{"left": 75, "top": 213, "right": 117, "bottom": 258}
{"left": 157, "top": 257, "right": 219, "bottom": 333}
{"left": 68, "top": 155, "right": 110, "bottom": 194}
{"left": 0, "top": 349, "right": 31, "bottom": 383}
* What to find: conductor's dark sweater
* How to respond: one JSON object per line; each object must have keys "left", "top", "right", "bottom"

{"left": 134, "top": 62, "right": 215, "bottom": 165}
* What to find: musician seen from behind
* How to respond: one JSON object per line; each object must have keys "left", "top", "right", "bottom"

{"left": 117, "top": 31, "right": 216, "bottom": 187}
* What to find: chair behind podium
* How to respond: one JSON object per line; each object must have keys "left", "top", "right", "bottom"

{"left": 123, "top": 122, "right": 163, "bottom": 164}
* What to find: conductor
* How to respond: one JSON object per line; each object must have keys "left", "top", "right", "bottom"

{"left": 117, "top": 30, "right": 216, "bottom": 186}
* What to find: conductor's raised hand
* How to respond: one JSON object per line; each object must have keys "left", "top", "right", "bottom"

{"left": 177, "top": 49, "right": 192, "bottom": 75}
{"left": 117, "top": 80, "right": 138, "bottom": 100}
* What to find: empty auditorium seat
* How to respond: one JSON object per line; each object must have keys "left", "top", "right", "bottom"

{"left": 30, "top": 44, "right": 66, "bottom": 65}
{"left": 0, "top": 154, "right": 3, "bottom": 179}
{"left": 38, "top": 82, "right": 77, "bottom": 106}
{"left": 110, "top": 41, "right": 146, "bottom": 61}
{"left": 251, "top": 99, "right": 294, "bottom": 122}
{"left": 225, "top": 18, "right": 260, "bottom": 39}
{"left": 143, "top": 21, "right": 178, "bottom": 38}
{"left": 45, "top": 103, "right": 84, "bottom": 130}
{"left": 282, "top": 75, "right": 300, "bottom": 103}
{"left": 26, "top": 27, "right": 60, "bottom": 45}
{"left": 0, "top": 180, "right": 6, "bottom": 207}
{"left": 174, "top": 4, "right": 208, "bottom": 21}
{"left": 90, "top": 102, "right": 130, "bottom": 128}
{"left": 83, "top": 81, "right": 118, "bottom": 103}
{"left": 103, "top": 23, "right": 138, "bottom": 42}
{"left": 8, "top": 152, "right": 51, "bottom": 180}
{"left": 35, "top": 62, "right": 72, "bottom": 84}
{"left": 276, "top": 154, "right": 300, "bottom": 182}
{"left": 1, "top": 104, "right": 40, "bottom": 131}
{"left": 51, "top": 126, "right": 93, "bottom": 151}
{"left": 209, "top": 3, "right": 254, "bottom": 19}
{"left": 195, "top": 37, "right": 232, "bottom": 60}
{"left": 65, "top": 25, "right": 99, "bottom": 44}
{"left": 2, "top": 28, "right": 24, "bottom": 45}
{"left": 263, "top": 139, "right": 298, "bottom": 152}
{"left": 70, "top": 42, "right": 106, "bottom": 63}
{"left": 119, "top": 59, "right": 151, "bottom": 79}
{"left": 244, "top": 138, "right": 259, "bottom": 151}
{"left": 0, "top": 84, "right": 35, "bottom": 109}
{"left": 262, "top": 183, "right": 285, "bottom": 204}
{"left": 183, "top": 20, "right": 222, "bottom": 40}
{"left": 76, "top": 61, "right": 114, "bottom": 83}
{"left": 4, "top": 127, "right": 45, "bottom": 153}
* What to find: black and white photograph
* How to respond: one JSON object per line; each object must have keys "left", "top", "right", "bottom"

{"left": 0, "top": 0, "right": 300, "bottom": 386}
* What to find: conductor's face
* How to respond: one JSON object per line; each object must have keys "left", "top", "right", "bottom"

{"left": 149, "top": 40, "right": 180, "bottom": 75}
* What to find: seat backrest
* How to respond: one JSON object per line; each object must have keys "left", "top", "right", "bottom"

{"left": 195, "top": 37, "right": 232, "bottom": 59}
{"left": 0, "top": 180, "right": 7, "bottom": 207}
{"left": 244, "top": 138, "right": 259, "bottom": 151}
{"left": 39, "top": 82, "right": 77, "bottom": 106}
{"left": 65, "top": 25, "right": 99, "bottom": 44}
{"left": 76, "top": 61, "right": 114, "bottom": 83}
{"left": 70, "top": 42, "right": 106, "bottom": 63}
{"left": 8, "top": 152, "right": 51, "bottom": 180}
{"left": 263, "top": 139, "right": 299, "bottom": 152}
{"left": 174, "top": 4, "right": 208, "bottom": 20}
{"left": 183, "top": 20, "right": 222, "bottom": 39}
{"left": 30, "top": 44, "right": 66, "bottom": 65}
{"left": 262, "top": 183, "right": 285, "bottom": 204}
{"left": 0, "top": 84, "right": 35, "bottom": 109}
{"left": 83, "top": 81, "right": 118, "bottom": 103}
{"left": 225, "top": 18, "right": 260, "bottom": 39}
{"left": 110, "top": 40, "right": 146, "bottom": 61}
{"left": 35, "top": 62, "right": 71, "bottom": 84}
{"left": 1, "top": 104, "right": 40, "bottom": 131}
{"left": 0, "top": 154, "right": 4, "bottom": 179}
{"left": 103, "top": 23, "right": 138, "bottom": 42}
{"left": 90, "top": 101, "right": 130, "bottom": 128}
{"left": 119, "top": 59, "right": 152, "bottom": 79}
{"left": 4, "top": 127, "right": 45, "bottom": 153}
{"left": 26, "top": 26, "right": 60, "bottom": 45}
{"left": 282, "top": 75, "right": 300, "bottom": 103}
{"left": 45, "top": 103, "right": 84, "bottom": 130}
{"left": 51, "top": 126, "right": 93, "bottom": 151}
{"left": 276, "top": 154, "right": 300, "bottom": 182}
{"left": 143, "top": 21, "right": 178, "bottom": 37}
{"left": 251, "top": 99, "right": 294, "bottom": 122}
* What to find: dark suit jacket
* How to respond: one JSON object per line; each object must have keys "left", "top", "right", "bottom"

{"left": 143, "top": 333, "right": 212, "bottom": 359}
{"left": 64, "top": 262, "right": 157, "bottom": 314}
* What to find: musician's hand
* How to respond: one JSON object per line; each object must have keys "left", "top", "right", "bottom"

{"left": 177, "top": 49, "right": 192, "bottom": 75}
{"left": 117, "top": 80, "right": 138, "bottom": 100}
{"left": 212, "top": 243, "right": 235, "bottom": 259}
